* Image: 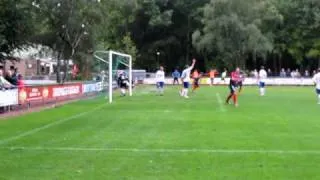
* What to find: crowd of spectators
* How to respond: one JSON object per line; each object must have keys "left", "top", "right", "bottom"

{"left": 168, "top": 67, "right": 318, "bottom": 79}
{"left": 248, "top": 68, "right": 317, "bottom": 78}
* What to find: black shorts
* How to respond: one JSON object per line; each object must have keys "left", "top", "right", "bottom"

{"left": 193, "top": 78, "right": 200, "bottom": 86}
{"left": 229, "top": 84, "right": 238, "bottom": 94}
{"left": 120, "top": 83, "right": 128, "bottom": 89}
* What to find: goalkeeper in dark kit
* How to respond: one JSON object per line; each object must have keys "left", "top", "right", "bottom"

{"left": 117, "top": 71, "right": 130, "bottom": 96}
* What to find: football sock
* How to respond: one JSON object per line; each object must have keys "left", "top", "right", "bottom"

{"left": 121, "top": 89, "right": 126, "bottom": 95}
{"left": 184, "top": 89, "right": 189, "bottom": 97}
{"left": 260, "top": 88, "right": 265, "bottom": 96}
{"left": 233, "top": 94, "right": 238, "bottom": 105}
{"left": 226, "top": 94, "right": 233, "bottom": 103}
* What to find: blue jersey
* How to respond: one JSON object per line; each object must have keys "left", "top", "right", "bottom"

{"left": 172, "top": 71, "right": 180, "bottom": 78}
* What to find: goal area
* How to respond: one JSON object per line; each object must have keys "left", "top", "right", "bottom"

{"left": 93, "top": 50, "right": 132, "bottom": 103}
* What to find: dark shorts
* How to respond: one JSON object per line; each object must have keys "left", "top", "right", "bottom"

{"left": 229, "top": 84, "right": 238, "bottom": 94}
{"left": 316, "top": 89, "right": 320, "bottom": 95}
{"left": 173, "top": 77, "right": 179, "bottom": 81}
{"left": 157, "top": 82, "right": 164, "bottom": 88}
{"left": 259, "top": 82, "right": 265, "bottom": 88}
{"left": 120, "top": 83, "right": 128, "bottom": 89}
{"left": 183, "top": 82, "right": 189, "bottom": 89}
{"left": 193, "top": 78, "right": 200, "bottom": 86}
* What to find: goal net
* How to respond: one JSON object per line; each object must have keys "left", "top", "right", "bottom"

{"left": 93, "top": 50, "right": 132, "bottom": 103}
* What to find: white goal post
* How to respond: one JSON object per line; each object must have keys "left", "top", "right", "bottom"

{"left": 93, "top": 50, "right": 132, "bottom": 103}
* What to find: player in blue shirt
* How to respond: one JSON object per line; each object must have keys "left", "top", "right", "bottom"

{"left": 172, "top": 69, "right": 180, "bottom": 85}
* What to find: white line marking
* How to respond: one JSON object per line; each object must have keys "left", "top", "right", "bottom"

{"left": 216, "top": 93, "right": 226, "bottom": 112}
{"left": 1, "top": 146, "right": 320, "bottom": 154}
{"left": 0, "top": 104, "right": 106, "bottom": 145}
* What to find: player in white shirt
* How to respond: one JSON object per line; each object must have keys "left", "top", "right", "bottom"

{"left": 258, "top": 66, "right": 268, "bottom": 96}
{"left": 180, "top": 59, "right": 196, "bottom": 98}
{"left": 221, "top": 68, "right": 227, "bottom": 83}
{"left": 155, "top": 66, "right": 165, "bottom": 95}
{"left": 312, "top": 68, "right": 320, "bottom": 104}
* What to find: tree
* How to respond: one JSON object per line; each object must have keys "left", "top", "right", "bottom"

{"left": 193, "top": 0, "right": 281, "bottom": 69}
{"left": 0, "top": 0, "right": 34, "bottom": 62}
{"left": 274, "top": 0, "right": 320, "bottom": 70}
{"left": 31, "top": 0, "right": 101, "bottom": 82}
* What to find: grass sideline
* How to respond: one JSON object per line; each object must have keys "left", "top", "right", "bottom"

{"left": 0, "top": 86, "right": 319, "bottom": 179}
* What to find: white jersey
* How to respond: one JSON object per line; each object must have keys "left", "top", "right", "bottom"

{"left": 155, "top": 70, "right": 165, "bottom": 82}
{"left": 259, "top": 69, "right": 267, "bottom": 83}
{"left": 222, "top": 71, "right": 227, "bottom": 78}
{"left": 181, "top": 66, "right": 193, "bottom": 82}
{"left": 312, "top": 72, "right": 320, "bottom": 89}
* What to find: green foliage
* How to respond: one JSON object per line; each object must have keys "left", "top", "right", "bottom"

{"left": 122, "top": 33, "right": 138, "bottom": 66}
{"left": 2, "top": 0, "right": 320, "bottom": 72}
{"left": 193, "top": 0, "right": 281, "bottom": 68}
{"left": 0, "top": 0, "right": 34, "bottom": 61}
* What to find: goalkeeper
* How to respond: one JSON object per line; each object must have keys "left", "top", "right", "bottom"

{"left": 117, "top": 71, "right": 129, "bottom": 96}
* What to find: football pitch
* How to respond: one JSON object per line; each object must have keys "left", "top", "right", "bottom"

{"left": 0, "top": 86, "right": 319, "bottom": 180}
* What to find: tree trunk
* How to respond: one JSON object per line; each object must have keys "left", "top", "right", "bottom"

{"left": 62, "top": 49, "right": 75, "bottom": 83}
{"left": 278, "top": 53, "right": 282, "bottom": 71}
{"left": 273, "top": 52, "right": 277, "bottom": 74}
{"left": 62, "top": 60, "right": 68, "bottom": 83}
{"left": 84, "top": 54, "right": 90, "bottom": 80}
{"left": 253, "top": 50, "right": 256, "bottom": 69}
{"left": 3, "top": 60, "right": 6, "bottom": 72}
{"left": 56, "top": 51, "right": 62, "bottom": 84}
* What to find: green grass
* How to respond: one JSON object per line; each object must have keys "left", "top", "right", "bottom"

{"left": 0, "top": 85, "right": 319, "bottom": 180}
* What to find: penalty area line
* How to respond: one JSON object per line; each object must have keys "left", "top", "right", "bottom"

{"left": 1, "top": 146, "right": 320, "bottom": 154}
{"left": 0, "top": 104, "right": 106, "bottom": 146}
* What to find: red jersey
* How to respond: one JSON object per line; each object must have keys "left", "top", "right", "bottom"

{"left": 231, "top": 71, "right": 241, "bottom": 82}
{"left": 230, "top": 71, "right": 241, "bottom": 86}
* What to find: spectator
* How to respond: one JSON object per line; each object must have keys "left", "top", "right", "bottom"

{"left": 286, "top": 68, "right": 291, "bottom": 77}
{"left": 252, "top": 69, "right": 258, "bottom": 78}
{"left": 0, "top": 69, "right": 13, "bottom": 89}
{"left": 268, "top": 68, "right": 272, "bottom": 77}
{"left": 5, "top": 70, "right": 17, "bottom": 85}
{"left": 172, "top": 69, "right": 180, "bottom": 85}
{"left": 17, "top": 74, "right": 25, "bottom": 89}
{"left": 295, "top": 69, "right": 301, "bottom": 78}
{"left": 304, "top": 70, "right": 310, "bottom": 77}
{"left": 313, "top": 70, "right": 317, "bottom": 76}
{"left": 280, "top": 68, "right": 286, "bottom": 77}
{"left": 12, "top": 68, "right": 18, "bottom": 84}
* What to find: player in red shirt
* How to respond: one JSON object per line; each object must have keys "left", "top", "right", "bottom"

{"left": 192, "top": 69, "right": 201, "bottom": 92}
{"left": 226, "top": 67, "right": 241, "bottom": 107}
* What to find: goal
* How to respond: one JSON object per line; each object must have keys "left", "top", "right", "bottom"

{"left": 93, "top": 50, "right": 132, "bottom": 103}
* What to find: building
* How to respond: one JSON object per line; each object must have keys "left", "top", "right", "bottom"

{"left": 0, "top": 58, "right": 55, "bottom": 77}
